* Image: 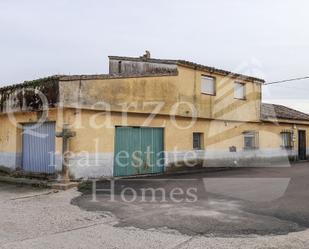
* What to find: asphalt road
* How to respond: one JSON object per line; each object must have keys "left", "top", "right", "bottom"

{"left": 73, "top": 162, "right": 309, "bottom": 237}
{"left": 1, "top": 164, "right": 309, "bottom": 248}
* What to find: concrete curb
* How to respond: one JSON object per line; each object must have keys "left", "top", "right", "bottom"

{"left": 82, "top": 167, "right": 232, "bottom": 182}
{"left": 0, "top": 175, "right": 80, "bottom": 190}
{"left": 0, "top": 175, "right": 50, "bottom": 188}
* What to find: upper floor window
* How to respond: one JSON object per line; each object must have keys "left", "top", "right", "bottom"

{"left": 281, "top": 131, "right": 293, "bottom": 149}
{"left": 201, "top": 76, "right": 216, "bottom": 95}
{"left": 193, "top": 132, "right": 204, "bottom": 150}
{"left": 234, "top": 82, "right": 246, "bottom": 100}
{"left": 243, "top": 131, "right": 259, "bottom": 150}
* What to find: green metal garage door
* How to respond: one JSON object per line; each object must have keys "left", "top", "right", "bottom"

{"left": 114, "top": 127, "right": 164, "bottom": 177}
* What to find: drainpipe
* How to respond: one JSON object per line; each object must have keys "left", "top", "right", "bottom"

{"left": 293, "top": 124, "right": 297, "bottom": 161}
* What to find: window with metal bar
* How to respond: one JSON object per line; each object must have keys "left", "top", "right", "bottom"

{"left": 193, "top": 133, "right": 204, "bottom": 150}
{"left": 243, "top": 131, "right": 259, "bottom": 150}
{"left": 281, "top": 131, "right": 293, "bottom": 149}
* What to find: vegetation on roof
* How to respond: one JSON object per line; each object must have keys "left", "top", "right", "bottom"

{"left": 0, "top": 76, "right": 60, "bottom": 112}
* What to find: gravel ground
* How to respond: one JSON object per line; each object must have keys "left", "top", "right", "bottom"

{"left": 0, "top": 183, "right": 309, "bottom": 249}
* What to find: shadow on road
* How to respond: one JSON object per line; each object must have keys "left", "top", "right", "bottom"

{"left": 72, "top": 162, "right": 309, "bottom": 237}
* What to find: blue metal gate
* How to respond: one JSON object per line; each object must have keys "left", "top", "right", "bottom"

{"left": 22, "top": 122, "right": 56, "bottom": 174}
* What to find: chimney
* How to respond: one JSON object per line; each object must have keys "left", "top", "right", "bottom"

{"left": 141, "top": 50, "right": 151, "bottom": 60}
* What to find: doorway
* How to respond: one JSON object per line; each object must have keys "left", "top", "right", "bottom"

{"left": 298, "top": 130, "right": 307, "bottom": 160}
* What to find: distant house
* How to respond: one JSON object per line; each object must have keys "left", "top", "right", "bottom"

{"left": 0, "top": 53, "right": 308, "bottom": 179}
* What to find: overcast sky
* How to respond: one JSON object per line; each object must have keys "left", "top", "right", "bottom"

{"left": 1, "top": 0, "right": 309, "bottom": 112}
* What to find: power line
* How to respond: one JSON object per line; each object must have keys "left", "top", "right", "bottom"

{"left": 265, "top": 85, "right": 309, "bottom": 95}
{"left": 270, "top": 85, "right": 309, "bottom": 91}
{"left": 264, "top": 76, "right": 309, "bottom": 85}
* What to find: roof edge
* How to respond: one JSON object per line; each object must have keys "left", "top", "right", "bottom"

{"left": 109, "top": 55, "right": 265, "bottom": 83}
{"left": 0, "top": 75, "right": 62, "bottom": 92}
{"left": 59, "top": 71, "right": 178, "bottom": 81}
{"left": 261, "top": 103, "right": 309, "bottom": 122}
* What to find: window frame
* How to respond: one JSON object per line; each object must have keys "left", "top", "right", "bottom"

{"left": 234, "top": 82, "right": 246, "bottom": 100}
{"left": 201, "top": 75, "right": 216, "bottom": 96}
{"left": 281, "top": 131, "right": 293, "bottom": 150}
{"left": 193, "top": 132, "right": 204, "bottom": 150}
{"left": 243, "top": 131, "right": 259, "bottom": 150}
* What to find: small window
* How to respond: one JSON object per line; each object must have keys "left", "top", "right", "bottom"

{"left": 234, "top": 82, "right": 246, "bottom": 99}
{"left": 193, "top": 133, "right": 204, "bottom": 150}
{"left": 281, "top": 131, "right": 293, "bottom": 149}
{"left": 243, "top": 131, "right": 258, "bottom": 150}
{"left": 201, "top": 76, "right": 215, "bottom": 95}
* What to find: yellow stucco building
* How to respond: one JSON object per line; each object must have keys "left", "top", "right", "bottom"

{"left": 0, "top": 53, "right": 308, "bottom": 179}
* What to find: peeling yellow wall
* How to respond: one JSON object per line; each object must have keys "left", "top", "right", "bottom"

{"left": 176, "top": 66, "right": 261, "bottom": 122}
{"left": 59, "top": 76, "right": 181, "bottom": 116}
{"left": 0, "top": 63, "right": 307, "bottom": 162}
{"left": 1, "top": 107, "right": 309, "bottom": 164}
{"left": 63, "top": 109, "right": 309, "bottom": 154}
{"left": 0, "top": 109, "right": 69, "bottom": 154}
{"left": 59, "top": 65, "right": 261, "bottom": 123}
